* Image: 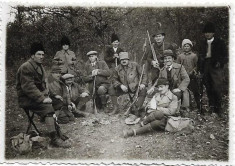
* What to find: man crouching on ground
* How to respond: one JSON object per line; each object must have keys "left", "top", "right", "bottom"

{"left": 109, "top": 52, "right": 147, "bottom": 116}
{"left": 16, "top": 42, "right": 70, "bottom": 148}
{"left": 123, "top": 77, "right": 178, "bottom": 138}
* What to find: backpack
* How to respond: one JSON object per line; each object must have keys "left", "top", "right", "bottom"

{"left": 165, "top": 116, "right": 194, "bottom": 133}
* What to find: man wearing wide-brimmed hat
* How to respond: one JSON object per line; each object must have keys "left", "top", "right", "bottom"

{"left": 109, "top": 52, "right": 147, "bottom": 115}
{"left": 157, "top": 49, "right": 190, "bottom": 109}
{"left": 198, "top": 22, "right": 228, "bottom": 118}
{"left": 83, "top": 50, "right": 111, "bottom": 113}
{"left": 144, "top": 29, "right": 177, "bottom": 95}
{"left": 123, "top": 77, "right": 178, "bottom": 138}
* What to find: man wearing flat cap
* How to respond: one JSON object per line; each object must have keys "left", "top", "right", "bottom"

{"left": 109, "top": 52, "right": 147, "bottom": 115}
{"left": 198, "top": 22, "right": 228, "bottom": 118}
{"left": 51, "top": 73, "right": 90, "bottom": 123}
{"left": 104, "top": 33, "right": 124, "bottom": 69}
{"left": 83, "top": 51, "right": 111, "bottom": 113}
{"left": 16, "top": 42, "right": 70, "bottom": 148}
{"left": 123, "top": 77, "right": 178, "bottom": 138}
{"left": 153, "top": 49, "right": 190, "bottom": 109}
{"left": 144, "top": 29, "right": 177, "bottom": 93}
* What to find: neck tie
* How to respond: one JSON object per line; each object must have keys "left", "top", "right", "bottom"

{"left": 166, "top": 67, "right": 172, "bottom": 89}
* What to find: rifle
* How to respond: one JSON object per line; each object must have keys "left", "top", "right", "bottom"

{"left": 140, "top": 38, "right": 147, "bottom": 64}
{"left": 92, "top": 76, "right": 98, "bottom": 114}
{"left": 147, "top": 31, "right": 160, "bottom": 70}
{"left": 124, "top": 64, "right": 145, "bottom": 116}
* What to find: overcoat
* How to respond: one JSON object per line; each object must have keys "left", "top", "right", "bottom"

{"left": 112, "top": 61, "right": 147, "bottom": 92}
{"left": 83, "top": 60, "right": 111, "bottom": 92}
{"left": 16, "top": 58, "right": 48, "bottom": 108}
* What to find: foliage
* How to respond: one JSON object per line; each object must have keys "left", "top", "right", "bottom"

{"left": 7, "top": 6, "right": 229, "bottom": 66}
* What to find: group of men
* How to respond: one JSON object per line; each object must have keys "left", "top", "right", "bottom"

{"left": 16, "top": 21, "right": 227, "bottom": 147}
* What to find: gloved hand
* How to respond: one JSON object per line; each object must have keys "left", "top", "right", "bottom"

{"left": 80, "top": 92, "right": 89, "bottom": 97}
{"left": 55, "top": 95, "right": 63, "bottom": 101}
{"left": 43, "top": 97, "right": 52, "bottom": 104}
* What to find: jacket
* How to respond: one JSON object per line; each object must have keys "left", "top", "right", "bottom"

{"left": 149, "top": 90, "right": 178, "bottom": 116}
{"left": 104, "top": 45, "right": 123, "bottom": 68}
{"left": 83, "top": 60, "right": 111, "bottom": 92}
{"left": 144, "top": 41, "right": 176, "bottom": 69}
{"left": 16, "top": 58, "right": 48, "bottom": 108}
{"left": 159, "top": 62, "right": 190, "bottom": 91}
{"left": 112, "top": 61, "right": 147, "bottom": 92}
{"left": 176, "top": 51, "right": 198, "bottom": 75}
{"left": 53, "top": 49, "right": 77, "bottom": 68}
{"left": 198, "top": 37, "right": 228, "bottom": 72}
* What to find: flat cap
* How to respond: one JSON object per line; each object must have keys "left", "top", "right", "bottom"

{"left": 87, "top": 51, "right": 98, "bottom": 56}
{"left": 61, "top": 73, "right": 74, "bottom": 80}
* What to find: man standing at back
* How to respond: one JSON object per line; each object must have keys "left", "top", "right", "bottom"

{"left": 104, "top": 33, "right": 124, "bottom": 69}
{"left": 198, "top": 22, "right": 228, "bottom": 118}
{"left": 144, "top": 29, "right": 176, "bottom": 95}
{"left": 16, "top": 42, "right": 70, "bottom": 148}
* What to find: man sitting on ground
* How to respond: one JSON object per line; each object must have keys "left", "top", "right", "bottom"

{"left": 123, "top": 77, "right": 178, "bottom": 138}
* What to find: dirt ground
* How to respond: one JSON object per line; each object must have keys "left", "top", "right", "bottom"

{"left": 5, "top": 81, "right": 229, "bottom": 161}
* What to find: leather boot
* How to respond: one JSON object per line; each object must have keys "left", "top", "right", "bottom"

{"left": 109, "top": 96, "right": 119, "bottom": 115}
{"left": 124, "top": 123, "right": 153, "bottom": 138}
{"left": 134, "top": 123, "right": 153, "bottom": 135}
{"left": 49, "top": 131, "right": 71, "bottom": 148}
{"left": 123, "top": 129, "right": 134, "bottom": 138}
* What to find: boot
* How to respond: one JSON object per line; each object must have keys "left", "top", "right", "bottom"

{"left": 123, "top": 123, "right": 153, "bottom": 138}
{"left": 73, "top": 109, "right": 90, "bottom": 118}
{"left": 123, "top": 129, "right": 134, "bottom": 138}
{"left": 109, "top": 96, "right": 119, "bottom": 115}
{"left": 49, "top": 131, "right": 71, "bottom": 148}
{"left": 109, "top": 105, "right": 119, "bottom": 115}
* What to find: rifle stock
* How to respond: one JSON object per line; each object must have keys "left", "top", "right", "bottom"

{"left": 124, "top": 64, "right": 145, "bottom": 116}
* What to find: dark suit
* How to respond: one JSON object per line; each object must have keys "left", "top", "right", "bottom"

{"left": 104, "top": 45, "right": 123, "bottom": 69}
{"left": 198, "top": 37, "right": 228, "bottom": 113}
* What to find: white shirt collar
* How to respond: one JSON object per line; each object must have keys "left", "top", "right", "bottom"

{"left": 207, "top": 37, "right": 214, "bottom": 43}
{"left": 91, "top": 61, "right": 97, "bottom": 67}
{"left": 166, "top": 64, "right": 173, "bottom": 71}
{"left": 113, "top": 47, "right": 118, "bottom": 52}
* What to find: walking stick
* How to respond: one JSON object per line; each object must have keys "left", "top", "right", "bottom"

{"left": 92, "top": 76, "right": 98, "bottom": 114}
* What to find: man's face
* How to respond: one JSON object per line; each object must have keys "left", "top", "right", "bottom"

{"left": 89, "top": 54, "right": 98, "bottom": 63}
{"left": 65, "top": 78, "right": 74, "bottom": 85}
{"left": 112, "top": 40, "right": 119, "bottom": 48}
{"left": 183, "top": 44, "right": 192, "bottom": 53}
{"left": 154, "top": 34, "right": 165, "bottom": 43}
{"left": 164, "top": 56, "right": 173, "bottom": 66}
{"left": 62, "top": 44, "right": 69, "bottom": 51}
{"left": 32, "top": 51, "right": 45, "bottom": 64}
{"left": 157, "top": 84, "right": 169, "bottom": 95}
{"left": 120, "top": 59, "right": 129, "bottom": 66}
{"left": 52, "top": 73, "right": 61, "bottom": 80}
{"left": 204, "top": 33, "right": 214, "bottom": 40}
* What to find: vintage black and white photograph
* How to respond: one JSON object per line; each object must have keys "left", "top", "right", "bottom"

{"left": 2, "top": 2, "right": 232, "bottom": 163}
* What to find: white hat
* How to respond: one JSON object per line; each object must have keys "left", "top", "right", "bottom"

{"left": 182, "top": 39, "right": 193, "bottom": 47}
{"left": 61, "top": 73, "right": 74, "bottom": 80}
{"left": 87, "top": 51, "right": 98, "bottom": 56}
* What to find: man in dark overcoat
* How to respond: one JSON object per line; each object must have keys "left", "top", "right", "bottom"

{"left": 16, "top": 42, "right": 70, "bottom": 148}
{"left": 198, "top": 22, "right": 228, "bottom": 117}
